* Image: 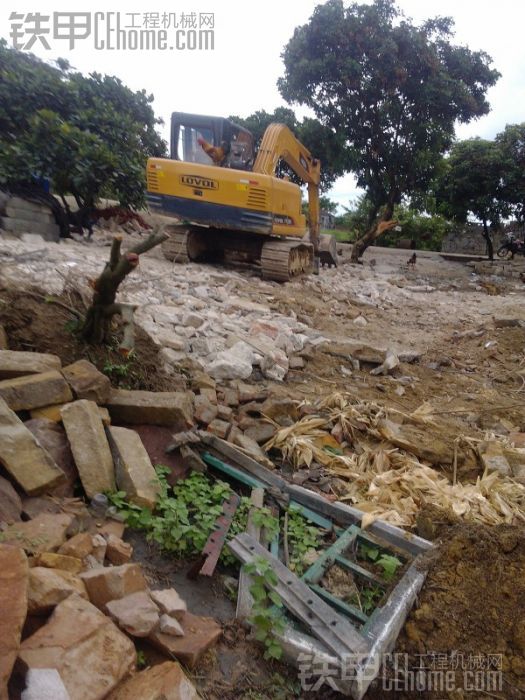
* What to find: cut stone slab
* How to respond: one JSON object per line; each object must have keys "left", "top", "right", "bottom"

{"left": 30, "top": 403, "right": 110, "bottom": 425}
{"left": 148, "top": 611, "right": 222, "bottom": 669}
{"left": 61, "top": 400, "right": 115, "bottom": 498}
{"left": 80, "top": 563, "right": 148, "bottom": 611}
{"left": 24, "top": 418, "right": 78, "bottom": 497}
{"left": 108, "top": 426, "right": 160, "bottom": 509}
{"left": 106, "top": 389, "right": 194, "bottom": 429}
{"left": 106, "top": 591, "right": 160, "bottom": 637}
{"left": 61, "top": 360, "right": 111, "bottom": 404}
{"left": 0, "top": 474, "right": 22, "bottom": 524}
{"left": 0, "top": 370, "right": 72, "bottom": 411}
{"left": 33, "top": 552, "right": 83, "bottom": 574}
{"left": 159, "top": 614, "right": 184, "bottom": 637}
{"left": 21, "top": 668, "right": 70, "bottom": 700}
{"left": 0, "top": 398, "right": 65, "bottom": 495}
{"left": 0, "top": 350, "right": 61, "bottom": 380}
{"left": 207, "top": 418, "right": 231, "bottom": 439}
{"left": 104, "top": 534, "right": 133, "bottom": 566}
{"left": 58, "top": 532, "right": 94, "bottom": 560}
{"left": 106, "top": 661, "right": 199, "bottom": 700}
{"left": 28, "top": 567, "right": 88, "bottom": 615}
{"left": 149, "top": 588, "right": 187, "bottom": 620}
{"left": 0, "top": 545, "right": 28, "bottom": 699}
{"left": 18, "top": 594, "right": 136, "bottom": 700}
{"left": 2, "top": 513, "right": 74, "bottom": 554}
{"left": 0, "top": 325, "right": 8, "bottom": 350}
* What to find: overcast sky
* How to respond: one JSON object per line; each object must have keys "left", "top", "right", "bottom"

{"left": 1, "top": 1, "right": 524, "bottom": 209}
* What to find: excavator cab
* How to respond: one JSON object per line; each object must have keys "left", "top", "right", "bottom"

{"left": 171, "top": 112, "right": 255, "bottom": 170}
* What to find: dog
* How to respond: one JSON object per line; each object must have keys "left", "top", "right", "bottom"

{"left": 407, "top": 252, "right": 417, "bottom": 267}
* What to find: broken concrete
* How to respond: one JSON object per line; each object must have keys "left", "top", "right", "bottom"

{"left": 106, "top": 591, "right": 160, "bottom": 637}
{"left": 28, "top": 567, "right": 88, "bottom": 614}
{"left": 0, "top": 545, "right": 28, "bottom": 699}
{"left": 18, "top": 594, "right": 136, "bottom": 700}
{"left": 61, "top": 359, "right": 111, "bottom": 404}
{"left": 61, "top": 400, "right": 115, "bottom": 498}
{"left": 0, "top": 398, "right": 65, "bottom": 495}
{"left": 80, "top": 563, "right": 148, "bottom": 610}
{"left": 106, "top": 661, "right": 199, "bottom": 700}
{"left": 0, "top": 370, "right": 72, "bottom": 411}
{"left": 0, "top": 350, "right": 61, "bottom": 380}
{"left": 106, "top": 388, "right": 194, "bottom": 429}
{"left": 108, "top": 426, "right": 160, "bottom": 509}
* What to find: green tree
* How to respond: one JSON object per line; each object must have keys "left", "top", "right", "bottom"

{"left": 0, "top": 40, "right": 166, "bottom": 216}
{"left": 436, "top": 139, "right": 508, "bottom": 260}
{"left": 278, "top": 0, "right": 500, "bottom": 261}
{"left": 496, "top": 123, "right": 525, "bottom": 224}
{"left": 229, "top": 108, "right": 348, "bottom": 190}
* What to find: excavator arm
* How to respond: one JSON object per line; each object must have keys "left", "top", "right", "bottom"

{"left": 253, "top": 124, "right": 321, "bottom": 258}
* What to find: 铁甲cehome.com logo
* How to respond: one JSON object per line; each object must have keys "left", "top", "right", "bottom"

{"left": 8, "top": 11, "right": 215, "bottom": 51}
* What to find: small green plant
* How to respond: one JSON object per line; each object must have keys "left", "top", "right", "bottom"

{"left": 354, "top": 584, "right": 384, "bottom": 615}
{"left": 358, "top": 543, "right": 402, "bottom": 582}
{"left": 136, "top": 650, "right": 147, "bottom": 669}
{"left": 244, "top": 556, "right": 286, "bottom": 660}
{"left": 64, "top": 318, "right": 82, "bottom": 335}
{"left": 103, "top": 358, "right": 133, "bottom": 379}
{"left": 283, "top": 506, "right": 321, "bottom": 575}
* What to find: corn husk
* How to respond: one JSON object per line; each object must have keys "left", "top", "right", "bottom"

{"left": 265, "top": 392, "right": 525, "bottom": 529}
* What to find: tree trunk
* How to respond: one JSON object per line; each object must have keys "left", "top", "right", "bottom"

{"left": 350, "top": 200, "right": 398, "bottom": 263}
{"left": 482, "top": 219, "right": 494, "bottom": 261}
{"left": 82, "top": 228, "right": 168, "bottom": 354}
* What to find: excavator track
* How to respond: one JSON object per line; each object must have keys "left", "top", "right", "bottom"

{"left": 260, "top": 239, "right": 314, "bottom": 282}
{"left": 161, "top": 225, "right": 211, "bottom": 263}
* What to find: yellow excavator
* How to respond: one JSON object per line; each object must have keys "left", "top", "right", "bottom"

{"left": 146, "top": 112, "right": 337, "bottom": 281}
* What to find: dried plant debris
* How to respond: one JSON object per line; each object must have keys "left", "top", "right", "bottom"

{"left": 265, "top": 393, "right": 525, "bottom": 530}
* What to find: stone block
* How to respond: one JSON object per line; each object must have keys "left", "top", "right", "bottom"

{"left": 194, "top": 394, "right": 218, "bottom": 425}
{"left": 24, "top": 418, "right": 78, "bottom": 497}
{"left": 0, "top": 350, "right": 61, "bottom": 380}
{"left": 148, "top": 611, "right": 222, "bottom": 669}
{"left": 0, "top": 474, "right": 22, "bottom": 525}
{"left": 104, "top": 534, "right": 133, "bottom": 566}
{"left": 0, "top": 370, "right": 72, "bottom": 411}
{"left": 206, "top": 418, "right": 231, "bottom": 439}
{"left": 106, "top": 591, "right": 160, "bottom": 637}
{"left": 0, "top": 399, "right": 65, "bottom": 495}
{"left": 61, "top": 400, "right": 115, "bottom": 498}
{"left": 28, "top": 567, "right": 88, "bottom": 614}
{"left": 58, "top": 532, "right": 94, "bottom": 560}
{"left": 61, "top": 359, "right": 111, "bottom": 404}
{"left": 149, "top": 588, "right": 187, "bottom": 620}
{"left": 106, "top": 389, "right": 194, "bottom": 429}
{"left": 108, "top": 426, "right": 160, "bottom": 509}
{"left": 33, "top": 552, "right": 83, "bottom": 574}
{"left": 106, "top": 661, "right": 199, "bottom": 700}
{"left": 2, "top": 513, "right": 74, "bottom": 554}
{"left": 80, "top": 563, "right": 147, "bottom": 610}
{"left": 0, "top": 545, "right": 28, "bottom": 698}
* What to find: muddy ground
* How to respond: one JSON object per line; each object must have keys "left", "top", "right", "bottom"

{"left": 1, "top": 237, "right": 525, "bottom": 698}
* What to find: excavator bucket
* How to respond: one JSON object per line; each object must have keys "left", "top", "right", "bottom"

{"left": 319, "top": 234, "right": 338, "bottom": 268}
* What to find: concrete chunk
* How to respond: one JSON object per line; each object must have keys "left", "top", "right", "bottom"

{"left": 106, "top": 388, "right": 194, "bottom": 429}
{"left": 0, "top": 370, "right": 72, "bottom": 411}
{"left": 108, "top": 426, "right": 160, "bottom": 509}
{"left": 0, "top": 397, "right": 65, "bottom": 495}
{"left": 61, "top": 400, "right": 115, "bottom": 498}
{"left": 61, "top": 359, "right": 111, "bottom": 404}
{"left": 0, "top": 350, "right": 61, "bottom": 380}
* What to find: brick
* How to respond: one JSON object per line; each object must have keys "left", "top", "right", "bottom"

{"left": 0, "top": 370, "right": 72, "bottom": 411}
{"left": 61, "top": 359, "right": 111, "bottom": 404}
{"left": 108, "top": 426, "right": 160, "bottom": 509}
{"left": 106, "top": 388, "right": 195, "bottom": 429}
{"left": 0, "top": 398, "right": 65, "bottom": 495}
{"left": 0, "top": 350, "right": 61, "bottom": 380}
{"left": 61, "top": 400, "right": 115, "bottom": 498}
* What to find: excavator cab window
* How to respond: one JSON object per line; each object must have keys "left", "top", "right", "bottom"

{"left": 171, "top": 112, "right": 254, "bottom": 170}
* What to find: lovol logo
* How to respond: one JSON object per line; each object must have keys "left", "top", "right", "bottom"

{"left": 180, "top": 175, "right": 218, "bottom": 190}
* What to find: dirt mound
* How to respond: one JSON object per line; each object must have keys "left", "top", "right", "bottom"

{"left": 370, "top": 523, "right": 525, "bottom": 699}
{"left": 0, "top": 286, "right": 186, "bottom": 392}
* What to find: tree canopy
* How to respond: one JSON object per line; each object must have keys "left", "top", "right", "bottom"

{"left": 278, "top": 0, "right": 500, "bottom": 259}
{"left": 0, "top": 40, "right": 166, "bottom": 212}
{"left": 497, "top": 123, "right": 525, "bottom": 225}
{"left": 229, "top": 107, "right": 348, "bottom": 191}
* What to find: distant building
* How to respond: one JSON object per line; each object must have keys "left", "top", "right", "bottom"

{"left": 320, "top": 210, "right": 335, "bottom": 229}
